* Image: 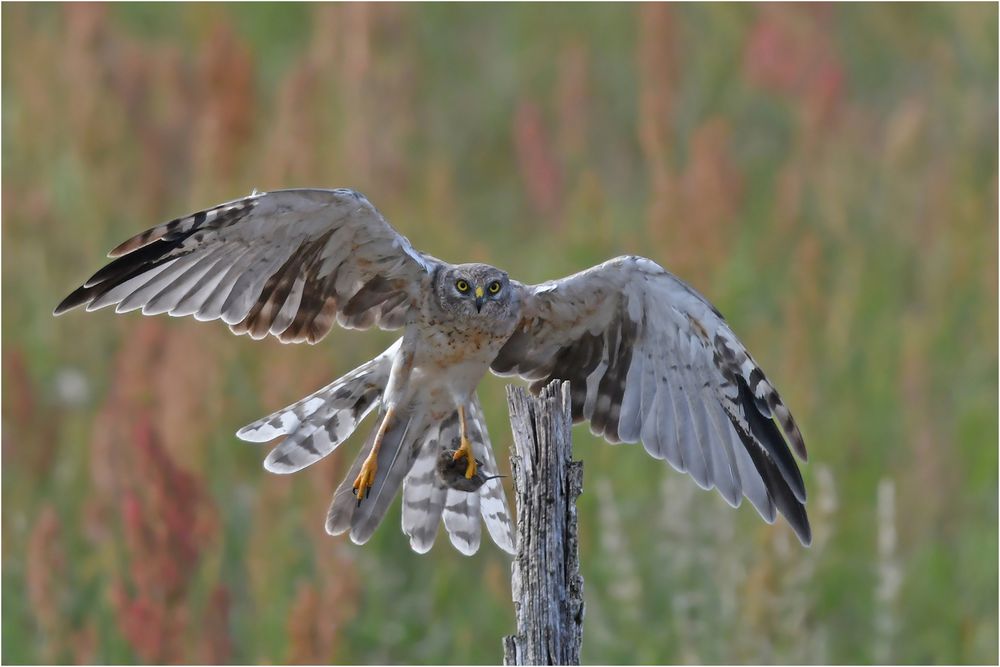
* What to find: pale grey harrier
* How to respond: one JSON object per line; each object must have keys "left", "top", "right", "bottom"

{"left": 55, "top": 188, "right": 810, "bottom": 555}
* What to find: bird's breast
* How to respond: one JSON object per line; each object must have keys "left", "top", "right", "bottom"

{"left": 411, "top": 317, "right": 513, "bottom": 406}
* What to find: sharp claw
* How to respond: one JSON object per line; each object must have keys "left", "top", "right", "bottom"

{"left": 354, "top": 482, "right": 371, "bottom": 506}
{"left": 352, "top": 461, "right": 378, "bottom": 505}
{"left": 351, "top": 404, "right": 393, "bottom": 507}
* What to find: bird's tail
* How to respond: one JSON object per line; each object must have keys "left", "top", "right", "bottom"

{"left": 325, "top": 392, "right": 517, "bottom": 555}
{"left": 399, "top": 395, "right": 516, "bottom": 555}
{"left": 324, "top": 403, "right": 432, "bottom": 546}
{"left": 237, "top": 339, "right": 516, "bottom": 554}
{"left": 235, "top": 340, "right": 401, "bottom": 473}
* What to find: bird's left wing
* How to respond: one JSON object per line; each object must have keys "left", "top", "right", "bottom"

{"left": 54, "top": 188, "right": 439, "bottom": 343}
{"left": 491, "top": 255, "right": 811, "bottom": 544}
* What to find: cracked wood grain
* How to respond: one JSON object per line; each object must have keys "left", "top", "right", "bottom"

{"left": 503, "top": 381, "right": 584, "bottom": 666}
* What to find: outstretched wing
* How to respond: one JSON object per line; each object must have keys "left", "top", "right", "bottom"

{"left": 54, "top": 188, "right": 439, "bottom": 343}
{"left": 492, "top": 255, "right": 811, "bottom": 544}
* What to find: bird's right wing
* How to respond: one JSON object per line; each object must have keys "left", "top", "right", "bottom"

{"left": 55, "top": 188, "right": 440, "bottom": 343}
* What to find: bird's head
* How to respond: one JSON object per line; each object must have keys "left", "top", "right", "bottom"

{"left": 437, "top": 263, "right": 514, "bottom": 319}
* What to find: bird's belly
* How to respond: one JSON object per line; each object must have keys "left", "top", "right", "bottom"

{"left": 411, "top": 358, "right": 492, "bottom": 419}
{"left": 410, "top": 324, "right": 507, "bottom": 417}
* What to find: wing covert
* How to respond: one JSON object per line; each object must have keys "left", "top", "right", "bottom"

{"left": 54, "top": 188, "right": 439, "bottom": 343}
{"left": 492, "top": 255, "right": 811, "bottom": 544}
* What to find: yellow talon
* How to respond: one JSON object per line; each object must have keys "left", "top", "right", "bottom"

{"left": 353, "top": 405, "right": 395, "bottom": 504}
{"left": 455, "top": 404, "right": 478, "bottom": 479}
{"left": 352, "top": 457, "right": 378, "bottom": 502}
{"left": 453, "top": 436, "right": 478, "bottom": 479}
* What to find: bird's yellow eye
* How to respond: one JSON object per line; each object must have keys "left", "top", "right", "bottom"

{"left": 455, "top": 279, "right": 470, "bottom": 293}
{"left": 488, "top": 281, "right": 502, "bottom": 294}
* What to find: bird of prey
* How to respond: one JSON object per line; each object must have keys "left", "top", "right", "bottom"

{"left": 55, "top": 188, "right": 810, "bottom": 555}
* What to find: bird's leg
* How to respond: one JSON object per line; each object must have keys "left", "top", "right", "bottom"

{"left": 353, "top": 404, "right": 396, "bottom": 504}
{"left": 452, "top": 404, "right": 478, "bottom": 479}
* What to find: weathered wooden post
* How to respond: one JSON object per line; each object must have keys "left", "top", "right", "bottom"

{"left": 502, "top": 381, "right": 584, "bottom": 666}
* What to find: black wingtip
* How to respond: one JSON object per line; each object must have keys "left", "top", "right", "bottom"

{"left": 730, "top": 375, "right": 811, "bottom": 546}
{"left": 784, "top": 500, "right": 812, "bottom": 546}
{"left": 742, "top": 434, "right": 812, "bottom": 546}
{"left": 53, "top": 285, "right": 91, "bottom": 316}
{"left": 797, "top": 517, "right": 813, "bottom": 547}
{"left": 737, "top": 375, "right": 807, "bottom": 504}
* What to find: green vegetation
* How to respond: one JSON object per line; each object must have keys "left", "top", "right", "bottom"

{"left": 3, "top": 4, "right": 996, "bottom": 664}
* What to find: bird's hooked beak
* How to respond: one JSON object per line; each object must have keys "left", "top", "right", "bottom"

{"left": 474, "top": 285, "right": 484, "bottom": 312}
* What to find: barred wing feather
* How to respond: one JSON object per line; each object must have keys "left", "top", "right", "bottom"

{"left": 54, "top": 188, "right": 437, "bottom": 343}
{"left": 492, "top": 255, "right": 811, "bottom": 545}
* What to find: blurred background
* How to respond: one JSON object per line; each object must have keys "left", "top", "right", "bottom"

{"left": 2, "top": 3, "right": 997, "bottom": 664}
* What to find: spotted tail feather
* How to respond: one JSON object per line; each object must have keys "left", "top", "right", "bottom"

{"left": 325, "top": 405, "right": 432, "bottom": 546}
{"left": 401, "top": 394, "right": 515, "bottom": 556}
{"left": 466, "top": 396, "right": 515, "bottom": 554}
